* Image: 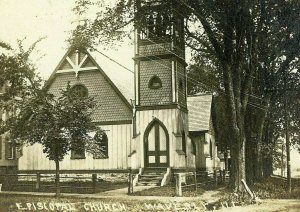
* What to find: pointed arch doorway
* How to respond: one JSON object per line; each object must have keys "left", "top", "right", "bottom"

{"left": 144, "top": 119, "right": 169, "bottom": 167}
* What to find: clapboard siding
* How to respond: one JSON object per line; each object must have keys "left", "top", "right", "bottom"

{"left": 18, "top": 124, "right": 132, "bottom": 171}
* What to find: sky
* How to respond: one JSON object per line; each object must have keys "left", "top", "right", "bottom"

{"left": 0, "top": 0, "right": 133, "bottom": 80}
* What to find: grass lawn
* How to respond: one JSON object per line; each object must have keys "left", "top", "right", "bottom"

{"left": 132, "top": 177, "right": 225, "bottom": 197}
{"left": 1, "top": 180, "right": 128, "bottom": 194}
{"left": 252, "top": 177, "right": 300, "bottom": 199}
{"left": 132, "top": 183, "right": 207, "bottom": 197}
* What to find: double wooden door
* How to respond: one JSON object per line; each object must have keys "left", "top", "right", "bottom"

{"left": 144, "top": 121, "right": 169, "bottom": 167}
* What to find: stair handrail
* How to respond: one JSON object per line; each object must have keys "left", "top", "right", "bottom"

{"left": 132, "top": 167, "right": 143, "bottom": 186}
{"left": 160, "top": 168, "right": 171, "bottom": 186}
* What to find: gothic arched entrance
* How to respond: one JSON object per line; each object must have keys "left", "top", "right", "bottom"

{"left": 144, "top": 119, "right": 169, "bottom": 167}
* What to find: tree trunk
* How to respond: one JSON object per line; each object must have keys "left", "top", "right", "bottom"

{"left": 245, "top": 109, "right": 255, "bottom": 185}
{"left": 255, "top": 100, "right": 270, "bottom": 181}
{"left": 245, "top": 135, "right": 254, "bottom": 186}
{"left": 55, "top": 160, "right": 60, "bottom": 196}
{"left": 238, "top": 116, "right": 246, "bottom": 191}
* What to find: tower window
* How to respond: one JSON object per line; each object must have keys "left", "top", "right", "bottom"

{"left": 71, "top": 84, "right": 88, "bottom": 97}
{"left": 149, "top": 75, "right": 162, "bottom": 89}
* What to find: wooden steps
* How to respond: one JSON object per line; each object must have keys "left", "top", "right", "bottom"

{"left": 136, "top": 168, "right": 166, "bottom": 186}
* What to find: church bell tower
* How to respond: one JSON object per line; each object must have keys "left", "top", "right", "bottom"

{"left": 132, "top": 0, "right": 192, "bottom": 170}
{"left": 134, "top": 0, "right": 187, "bottom": 109}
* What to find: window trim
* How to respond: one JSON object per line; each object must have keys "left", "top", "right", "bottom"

{"left": 6, "top": 141, "right": 14, "bottom": 160}
{"left": 148, "top": 75, "right": 162, "bottom": 89}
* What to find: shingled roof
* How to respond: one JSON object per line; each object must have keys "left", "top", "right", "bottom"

{"left": 89, "top": 49, "right": 134, "bottom": 103}
{"left": 187, "top": 94, "right": 213, "bottom": 132}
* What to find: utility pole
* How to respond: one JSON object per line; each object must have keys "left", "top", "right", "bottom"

{"left": 284, "top": 70, "right": 291, "bottom": 193}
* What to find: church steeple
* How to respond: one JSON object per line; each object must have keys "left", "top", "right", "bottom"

{"left": 134, "top": 0, "right": 187, "bottom": 110}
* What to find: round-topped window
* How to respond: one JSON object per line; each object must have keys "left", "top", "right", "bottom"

{"left": 71, "top": 84, "right": 88, "bottom": 97}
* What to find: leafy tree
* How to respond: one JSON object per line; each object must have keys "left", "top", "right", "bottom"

{"left": 187, "top": 0, "right": 300, "bottom": 186}
{"left": 3, "top": 83, "right": 97, "bottom": 196}
{"left": 0, "top": 41, "right": 99, "bottom": 196}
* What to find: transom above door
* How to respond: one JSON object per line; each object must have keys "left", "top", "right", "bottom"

{"left": 144, "top": 119, "right": 169, "bottom": 167}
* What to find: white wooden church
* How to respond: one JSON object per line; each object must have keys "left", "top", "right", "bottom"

{"left": 3, "top": 1, "right": 224, "bottom": 184}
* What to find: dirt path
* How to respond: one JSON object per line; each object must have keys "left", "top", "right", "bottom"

{"left": 0, "top": 191, "right": 299, "bottom": 211}
{"left": 218, "top": 199, "right": 300, "bottom": 212}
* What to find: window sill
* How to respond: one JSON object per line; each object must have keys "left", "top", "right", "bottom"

{"left": 70, "top": 157, "right": 86, "bottom": 160}
{"left": 93, "top": 156, "right": 109, "bottom": 159}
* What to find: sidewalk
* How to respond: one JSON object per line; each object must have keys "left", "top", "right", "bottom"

{"left": 99, "top": 185, "right": 157, "bottom": 196}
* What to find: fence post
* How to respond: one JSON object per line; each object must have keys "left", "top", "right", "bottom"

{"left": 194, "top": 171, "right": 197, "bottom": 192}
{"left": 127, "top": 170, "right": 133, "bottom": 194}
{"left": 92, "top": 174, "right": 97, "bottom": 193}
{"left": 175, "top": 173, "right": 182, "bottom": 197}
{"left": 223, "top": 170, "right": 226, "bottom": 182}
{"left": 219, "top": 170, "right": 222, "bottom": 183}
{"left": 36, "top": 172, "right": 41, "bottom": 191}
{"left": 214, "top": 170, "right": 218, "bottom": 186}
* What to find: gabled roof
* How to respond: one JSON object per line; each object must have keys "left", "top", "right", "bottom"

{"left": 44, "top": 47, "right": 135, "bottom": 123}
{"left": 45, "top": 47, "right": 134, "bottom": 108}
{"left": 187, "top": 94, "right": 213, "bottom": 132}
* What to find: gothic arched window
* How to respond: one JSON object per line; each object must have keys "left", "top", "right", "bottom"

{"left": 93, "top": 130, "right": 108, "bottom": 159}
{"left": 71, "top": 139, "right": 85, "bottom": 159}
{"left": 149, "top": 75, "right": 162, "bottom": 89}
